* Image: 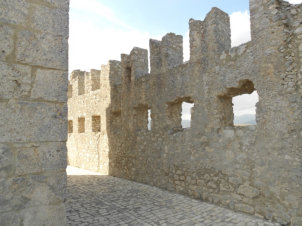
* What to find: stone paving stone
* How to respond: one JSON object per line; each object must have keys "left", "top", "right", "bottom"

{"left": 66, "top": 173, "right": 280, "bottom": 226}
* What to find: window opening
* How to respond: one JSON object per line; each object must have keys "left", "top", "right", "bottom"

{"left": 92, "top": 115, "right": 101, "bottom": 132}
{"left": 167, "top": 97, "right": 194, "bottom": 132}
{"left": 148, "top": 109, "right": 152, "bottom": 131}
{"left": 182, "top": 102, "right": 194, "bottom": 129}
{"left": 233, "top": 91, "right": 258, "bottom": 126}
{"left": 134, "top": 104, "right": 149, "bottom": 130}
{"left": 78, "top": 117, "right": 85, "bottom": 133}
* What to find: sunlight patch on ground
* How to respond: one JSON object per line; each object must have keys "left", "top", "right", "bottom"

{"left": 66, "top": 165, "right": 102, "bottom": 175}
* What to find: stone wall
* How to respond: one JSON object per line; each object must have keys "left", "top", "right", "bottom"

{"left": 0, "top": 0, "right": 69, "bottom": 225}
{"left": 68, "top": 0, "right": 302, "bottom": 225}
{"left": 67, "top": 62, "right": 121, "bottom": 174}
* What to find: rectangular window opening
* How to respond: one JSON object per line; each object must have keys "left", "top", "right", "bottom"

{"left": 68, "top": 120, "right": 73, "bottom": 133}
{"left": 134, "top": 105, "right": 149, "bottom": 131}
{"left": 232, "top": 90, "right": 258, "bottom": 126}
{"left": 92, "top": 115, "right": 101, "bottom": 132}
{"left": 167, "top": 97, "right": 194, "bottom": 133}
{"left": 181, "top": 102, "right": 194, "bottom": 129}
{"left": 78, "top": 117, "right": 85, "bottom": 133}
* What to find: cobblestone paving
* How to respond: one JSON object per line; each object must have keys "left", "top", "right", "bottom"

{"left": 66, "top": 174, "right": 280, "bottom": 226}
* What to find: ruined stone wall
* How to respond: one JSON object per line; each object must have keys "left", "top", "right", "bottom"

{"left": 68, "top": 0, "right": 302, "bottom": 224}
{"left": 0, "top": 0, "right": 69, "bottom": 225}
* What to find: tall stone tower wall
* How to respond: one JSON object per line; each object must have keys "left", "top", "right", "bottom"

{"left": 0, "top": 0, "right": 69, "bottom": 225}
{"left": 68, "top": 0, "right": 302, "bottom": 224}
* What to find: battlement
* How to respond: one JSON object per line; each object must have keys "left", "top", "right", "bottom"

{"left": 68, "top": 61, "right": 122, "bottom": 98}
{"left": 150, "top": 33, "right": 183, "bottom": 73}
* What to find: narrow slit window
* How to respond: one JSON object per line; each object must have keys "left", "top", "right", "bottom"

{"left": 134, "top": 104, "right": 149, "bottom": 130}
{"left": 232, "top": 91, "right": 258, "bottom": 126}
{"left": 92, "top": 115, "right": 101, "bottom": 132}
{"left": 148, "top": 109, "right": 152, "bottom": 131}
{"left": 78, "top": 117, "right": 85, "bottom": 133}
{"left": 182, "top": 102, "right": 194, "bottom": 129}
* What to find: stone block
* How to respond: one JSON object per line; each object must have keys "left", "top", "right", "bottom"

{"left": 238, "top": 183, "right": 260, "bottom": 198}
{"left": 0, "top": 144, "right": 13, "bottom": 178}
{"left": 31, "top": 5, "right": 68, "bottom": 36}
{"left": 16, "top": 30, "right": 68, "bottom": 70}
{"left": 0, "top": 25, "right": 14, "bottom": 61}
{"left": 234, "top": 203, "right": 255, "bottom": 214}
{"left": 0, "top": 62, "right": 31, "bottom": 100}
{"left": 0, "top": 212, "right": 21, "bottom": 225}
{"left": 16, "top": 147, "right": 41, "bottom": 176}
{"left": 21, "top": 203, "right": 66, "bottom": 226}
{"left": 0, "top": 0, "right": 28, "bottom": 25}
{"left": 0, "top": 174, "right": 65, "bottom": 213}
{"left": 39, "top": 142, "right": 67, "bottom": 171}
{"left": 31, "top": 69, "right": 68, "bottom": 102}
{"left": 31, "top": 172, "right": 66, "bottom": 202}
{"left": 0, "top": 203, "right": 66, "bottom": 226}
{"left": 0, "top": 101, "right": 67, "bottom": 142}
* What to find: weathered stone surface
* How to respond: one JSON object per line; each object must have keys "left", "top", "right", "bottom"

{"left": 0, "top": 203, "right": 66, "bottom": 226}
{"left": 0, "top": 0, "right": 28, "bottom": 25}
{"left": 0, "top": 25, "right": 14, "bottom": 61}
{"left": 39, "top": 142, "right": 67, "bottom": 171}
{"left": 234, "top": 203, "right": 255, "bottom": 214}
{"left": 0, "top": 0, "right": 68, "bottom": 224}
{"left": 16, "top": 147, "right": 41, "bottom": 176}
{"left": 0, "top": 176, "right": 63, "bottom": 213}
{"left": 21, "top": 204, "right": 66, "bottom": 226}
{"left": 31, "top": 69, "right": 68, "bottom": 102}
{"left": 31, "top": 5, "right": 68, "bottom": 36}
{"left": 0, "top": 62, "right": 31, "bottom": 99}
{"left": 15, "top": 142, "right": 66, "bottom": 175}
{"left": 238, "top": 183, "right": 260, "bottom": 198}
{"left": 0, "top": 144, "right": 13, "bottom": 178}
{"left": 16, "top": 30, "right": 68, "bottom": 70}
{"left": 0, "top": 101, "right": 67, "bottom": 142}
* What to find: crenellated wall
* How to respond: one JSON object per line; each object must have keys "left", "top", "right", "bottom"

{"left": 68, "top": 0, "right": 302, "bottom": 224}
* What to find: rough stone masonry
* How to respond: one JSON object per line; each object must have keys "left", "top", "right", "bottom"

{"left": 68, "top": 0, "right": 302, "bottom": 225}
{"left": 0, "top": 0, "right": 69, "bottom": 225}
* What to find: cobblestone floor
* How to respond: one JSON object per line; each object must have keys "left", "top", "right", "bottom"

{"left": 66, "top": 167, "right": 279, "bottom": 226}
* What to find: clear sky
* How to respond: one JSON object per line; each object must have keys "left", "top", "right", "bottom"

{"left": 69, "top": 0, "right": 301, "bottom": 117}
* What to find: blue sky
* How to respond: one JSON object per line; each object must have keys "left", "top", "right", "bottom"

{"left": 69, "top": 0, "right": 253, "bottom": 72}
{"left": 89, "top": 0, "right": 249, "bottom": 35}
{"left": 69, "top": 0, "right": 301, "bottom": 117}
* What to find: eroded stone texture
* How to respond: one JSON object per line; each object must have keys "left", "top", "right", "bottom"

{"left": 0, "top": 0, "right": 69, "bottom": 225}
{"left": 16, "top": 30, "right": 68, "bottom": 70}
{"left": 0, "top": 62, "right": 32, "bottom": 99}
{"left": 0, "top": 0, "right": 28, "bottom": 25}
{"left": 31, "top": 5, "right": 69, "bottom": 36}
{"left": 31, "top": 69, "right": 68, "bottom": 102}
{"left": 0, "top": 25, "right": 14, "bottom": 60}
{"left": 68, "top": 1, "right": 302, "bottom": 225}
{"left": 0, "top": 101, "right": 67, "bottom": 142}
